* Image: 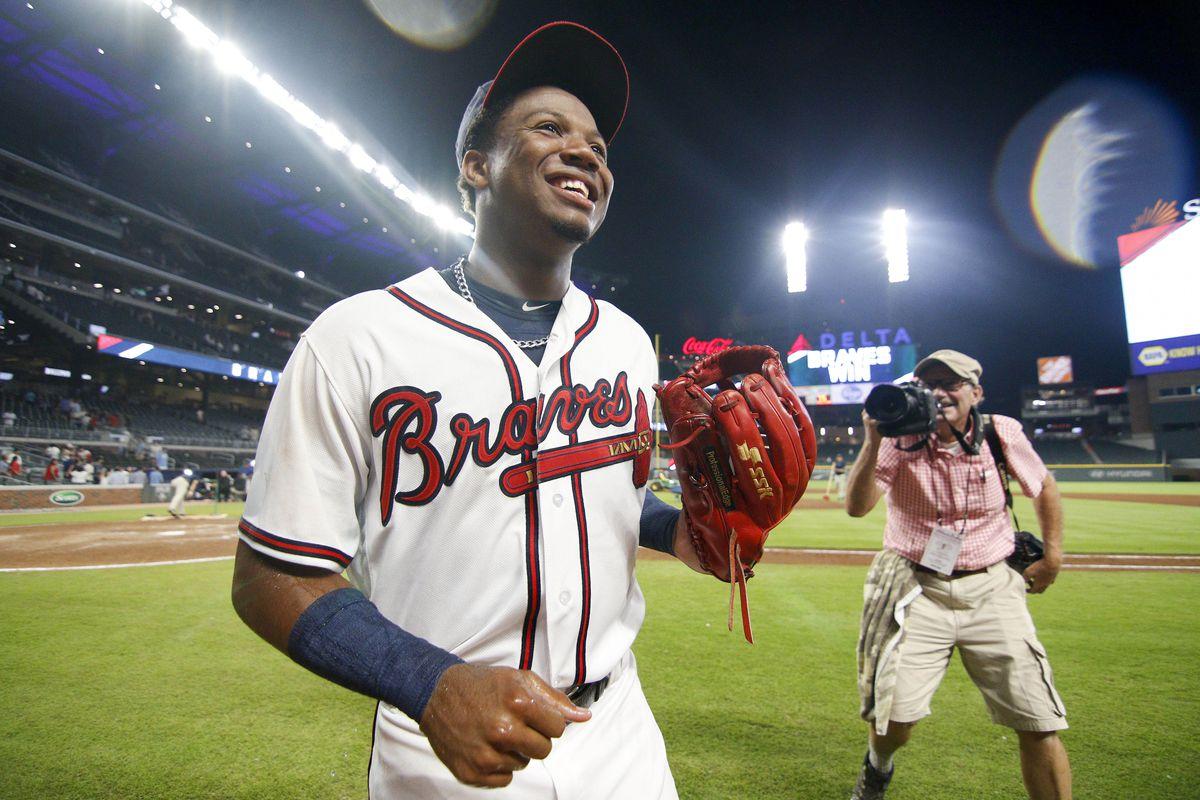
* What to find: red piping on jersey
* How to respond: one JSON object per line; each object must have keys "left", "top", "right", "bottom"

{"left": 519, "top": 490, "right": 541, "bottom": 670}
{"left": 387, "top": 286, "right": 523, "bottom": 397}
{"left": 562, "top": 298, "right": 600, "bottom": 685}
{"left": 238, "top": 517, "right": 352, "bottom": 568}
{"left": 386, "top": 284, "right": 541, "bottom": 670}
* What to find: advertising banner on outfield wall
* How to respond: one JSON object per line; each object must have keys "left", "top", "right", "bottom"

{"left": 1049, "top": 466, "right": 1167, "bottom": 482}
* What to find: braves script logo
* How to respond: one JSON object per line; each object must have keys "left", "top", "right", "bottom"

{"left": 372, "top": 373, "right": 650, "bottom": 523}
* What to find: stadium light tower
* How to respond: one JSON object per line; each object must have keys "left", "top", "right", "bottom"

{"left": 782, "top": 221, "right": 809, "bottom": 293}
{"left": 883, "top": 208, "right": 909, "bottom": 283}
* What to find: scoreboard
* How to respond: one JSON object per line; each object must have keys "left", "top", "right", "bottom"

{"left": 787, "top": 327, "right": 919, "bottom": 406}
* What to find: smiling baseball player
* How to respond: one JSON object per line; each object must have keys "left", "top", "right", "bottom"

{"left": 231, "top": 22, "right": 682, "bottom": 798}
{"left": 231, "top": 21, "right": 812, "bottom": 799}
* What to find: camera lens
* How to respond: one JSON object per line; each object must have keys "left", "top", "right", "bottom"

{"left": 864, "top": 384, "right": 909, "bottom": 423}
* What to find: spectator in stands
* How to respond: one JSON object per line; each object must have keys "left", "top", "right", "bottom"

{"left": 1, "top": 409, "right": 14, "bottom": 427}
{"left": 129, "top": 467, "right": 146, "bottom": 486}
{"left": 45, "top": 443, "right": 61, "bottom": 462}
{"left": 148, "top": 466, "right": 164, "bottom": 485}
{"left": 108, "top": 467, "right": 129, "bottom": 486}
{"left": 70, "top": 465, "right": 89, "bottom": 484}
{"left": 43, "top": 458, "right": 60, "bottom": 484}
{"left": 7, "top": 453, "right": 21, "bottom": 478}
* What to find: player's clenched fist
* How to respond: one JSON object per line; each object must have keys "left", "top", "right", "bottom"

{"left": 419, "top": 663, "right": 591, "bottom": 787}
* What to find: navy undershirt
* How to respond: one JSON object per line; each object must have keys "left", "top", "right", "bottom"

{"left": 437, "top": 266, "right": 558, "bottom": 365}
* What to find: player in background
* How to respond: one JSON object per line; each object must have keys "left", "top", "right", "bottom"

{"left": 168, "top": 468, "right": 196, "bottom": 518}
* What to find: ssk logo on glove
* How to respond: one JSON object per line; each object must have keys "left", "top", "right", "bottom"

{"left": 737, "top": 442, "right": 775, "bottom": 500}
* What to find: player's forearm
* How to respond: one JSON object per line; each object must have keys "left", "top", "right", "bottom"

{"left": 231, "top": 540, "right": 353, "bottom": 652}
{"left": 289, "top": 586, "right": 463, "bottom": 722}
{"left": 844, "top": 441, "right": 882, "bottom": 517}
{"left": 231, "top": 541, "right": 462, "bottom": 721}
{"left": 1032, "top": 474, "right": 1064, "bottom": 564}
{"left": 639, "top": 490, "right": 679, "bottom": 555}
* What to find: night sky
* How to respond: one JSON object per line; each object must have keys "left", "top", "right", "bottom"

{"left": 14, "top": 1, "right": 1200, "bottom": 415}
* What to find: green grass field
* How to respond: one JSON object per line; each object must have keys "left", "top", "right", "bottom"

{"left": 1, "top": 559, "right": 1197, "bottom": 799}
{"left": 654, "top": 483, "right": 1200, "bottom": 555}
{"left": 0, "top": 483, "right": 1197, "bottom": 798}
{"left": 0, "top": 501, "right": 247, "bottom": 528}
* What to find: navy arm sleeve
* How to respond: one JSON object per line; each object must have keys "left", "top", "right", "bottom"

{"left": 288, "top": 587, "right": 463, "bottom": 722}
{"left": 639, "top": 490, "right": 680, "bottom": 555}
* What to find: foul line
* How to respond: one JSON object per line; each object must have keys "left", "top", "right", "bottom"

{"left": 770, "top": 547, "right": 877, "bottom": 556}
{"left": 763, "top": 551, "right": 1195, "bottom": 568}
{"left": 0, "top": 555, "right": 234, "bottom": 573}
{"left": 1064, "top": 564, "right": 1200, "bottom": 572}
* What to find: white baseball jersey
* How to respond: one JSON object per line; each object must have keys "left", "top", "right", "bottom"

{"left": 239, "top": 265, "right": 657, "bottom": 690}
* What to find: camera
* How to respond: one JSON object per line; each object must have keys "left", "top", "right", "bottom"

{"left": 864, "top": 382, "right": 939, "bottom": 437}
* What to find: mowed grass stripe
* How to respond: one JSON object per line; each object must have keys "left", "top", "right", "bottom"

{"left": 1, "top": 559, "right": 1197, "bottom": 799}
{"left": 652, "top": 487, "right": 1200, "bottom": 555}
{"left": 0, "top": 502, "right": 247, "bottom": 528}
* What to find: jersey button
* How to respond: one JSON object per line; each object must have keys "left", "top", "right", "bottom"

{"left": 558, "top": 590, "right": 571, "bottom": 605}
{"left": 552, "top": 493, "right": 564, "bottom": 507}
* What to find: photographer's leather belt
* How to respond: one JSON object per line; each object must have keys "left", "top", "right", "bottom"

{"left": 913, "top": 563, "right": 989, "bottom": 580}
{"left": 566, "top": 675, "right": 610, "bottom": 709}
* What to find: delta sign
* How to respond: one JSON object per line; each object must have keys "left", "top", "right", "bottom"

{"left": 786, "top": 327, "right": 920, "bottom": 405}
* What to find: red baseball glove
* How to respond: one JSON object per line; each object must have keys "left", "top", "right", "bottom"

{"left": 655, "top": 345, "right": 817, "bottom": 642}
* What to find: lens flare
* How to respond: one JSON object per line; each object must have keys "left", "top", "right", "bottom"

{"left": 993, "top": 76, "right": 1192, "bottom": 269}
{"left": 1030, "top": 103, "right": 1128, "bottom": 267}
{"left": 363, "top": 0, "right": 497, "bottom": 50}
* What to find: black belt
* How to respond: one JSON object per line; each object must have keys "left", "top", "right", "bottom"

{"left": 566, "top": 674, "right": 611, "bottom": 709}
{"left": 913, "top": 563, "right": 989, "bottom": 580}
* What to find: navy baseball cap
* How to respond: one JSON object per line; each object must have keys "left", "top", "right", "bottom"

{"left": 455, "top": 21, "right": 629, "bottom": 166}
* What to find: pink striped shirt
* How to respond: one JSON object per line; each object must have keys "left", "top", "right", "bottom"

{"left": 874, "top": 414, "right": 1048, "bottom": 570}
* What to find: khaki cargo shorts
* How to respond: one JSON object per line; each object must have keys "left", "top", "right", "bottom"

{"left": 889, "top": 562, "right": 1068, "bottom": 731}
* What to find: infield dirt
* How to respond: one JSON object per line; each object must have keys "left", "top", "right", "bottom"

{"left": 2, "top": 510, "right": 1197, "bottom": 571}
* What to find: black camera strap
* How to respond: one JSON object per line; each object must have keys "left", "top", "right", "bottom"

{"left": 982, "top": 414, "right": 1022, "bottom": 530}
{"left": 949, "top": 406, "right": 983, "bottom": 456}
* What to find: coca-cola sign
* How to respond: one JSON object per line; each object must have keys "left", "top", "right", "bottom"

{"left": 682, "top": 336, "right": 734, "bottom": 356}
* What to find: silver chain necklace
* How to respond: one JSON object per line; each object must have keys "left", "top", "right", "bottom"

{"left": 453, "top": 259, "right": 551, "bottom": 350}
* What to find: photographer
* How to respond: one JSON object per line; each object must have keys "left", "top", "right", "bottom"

{"left": 845, "top": 350, "right": 1071, "bottom": 800}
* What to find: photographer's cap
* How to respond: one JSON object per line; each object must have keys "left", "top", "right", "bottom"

{"left": 455, "top": 21, "right": 629, "bottom": 166}
{"left": 915, "top": 349, "right": 983, "bottom": 385}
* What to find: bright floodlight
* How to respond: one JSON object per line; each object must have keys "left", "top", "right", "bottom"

{"left": 883, "top": 208, "right": 909, "bottom": 283}
{"left": 782, "top": 221, "right": 808, "bottom": 293}
{"left": 133, "top": 0, "right": 475, "bottom": 238}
